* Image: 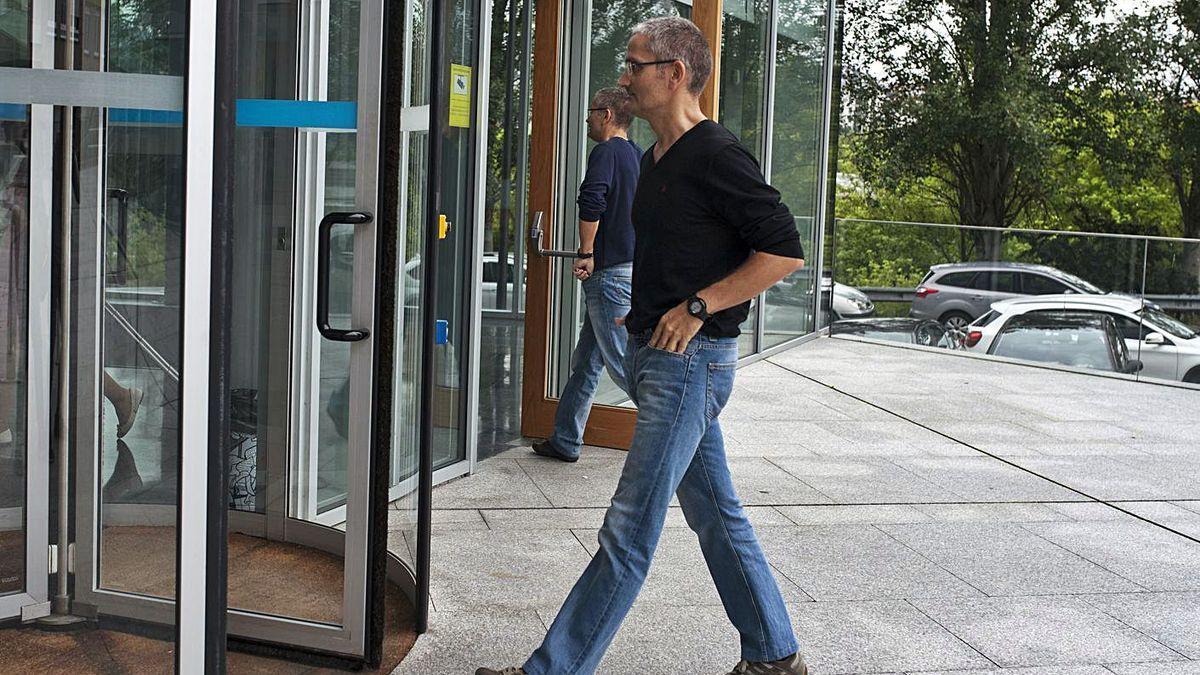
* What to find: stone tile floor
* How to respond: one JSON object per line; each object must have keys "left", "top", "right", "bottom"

{"left": 392, "top": 337, "right": 1200, "bottom": 675}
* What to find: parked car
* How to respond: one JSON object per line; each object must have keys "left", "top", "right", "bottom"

{"left": 403, "top": 252, "right": 524, "bottom": 310}
{"left": 965, "top": 294, "right": 1200, "bottom": 383}
{"left": 830, "top": 317, "right": 954, "bottom": 348}
{"left": 976, "top": 309, "right": 1142, "bottom": 375}
{"left": 909, "top": 262, "right": 1104, "bottom": 330}
{"left": 761, "top": 274, "right": 874, "bottom": 327}
{"left": 827, "top": 278, "right": 875, "bottom": 319}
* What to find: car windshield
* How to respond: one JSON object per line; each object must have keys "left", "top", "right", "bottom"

{"left": 1137, "top": 306, "right": 1198, "bottom": 340}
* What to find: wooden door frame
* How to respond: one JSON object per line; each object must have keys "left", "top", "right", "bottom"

{"left": 520, "top": 0, "right": 723, "bottom": 449}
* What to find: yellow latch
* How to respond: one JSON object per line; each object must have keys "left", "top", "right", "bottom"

{"left": 438, "top": 214, "right": 451, "bottom": 240}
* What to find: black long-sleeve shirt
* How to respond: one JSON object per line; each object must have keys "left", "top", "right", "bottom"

{"left": 625, "top": 120, "right": 805, "bottom": 338}
{"left": 577, "top": 137, "right": 641, "bottom": 270}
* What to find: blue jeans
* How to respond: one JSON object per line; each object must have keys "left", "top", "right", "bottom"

{"left": 547, "top": 263, "right": 632, "bottom": 459}
{"left": 524, "top": 331, "right": 798, "bottom": 675}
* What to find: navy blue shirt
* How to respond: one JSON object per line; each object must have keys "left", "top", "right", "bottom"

{"left": 577, "top": 137, "right": 641, "bottom": 270}
{"left": 626, "top": 121, "right": 805, "bottom": 338}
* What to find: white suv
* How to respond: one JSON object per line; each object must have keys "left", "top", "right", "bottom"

{"left": 965, "top": 294, "right": 1200, "bottom": 383}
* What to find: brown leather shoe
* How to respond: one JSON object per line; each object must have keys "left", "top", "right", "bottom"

{"left": 727, "top": 652, "right": 808, "bottom": 675}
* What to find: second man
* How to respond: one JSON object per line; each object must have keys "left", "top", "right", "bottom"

{"left": 532, "top": 87, "right": 641, "bottom": 463}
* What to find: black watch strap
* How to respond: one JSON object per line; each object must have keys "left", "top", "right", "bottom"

{"left": 686, "top": 295, "right": 711, "bottom": 321}
{"left": 577, "top": 251, "right": 594, "bottom": 259}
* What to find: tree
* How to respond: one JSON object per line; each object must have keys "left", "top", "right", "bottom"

{"left": 843, "top": 0, "right": 1110, "bottom": 259}
{"left": 1094, "top": 2, "right": 1200, "bottom": 288}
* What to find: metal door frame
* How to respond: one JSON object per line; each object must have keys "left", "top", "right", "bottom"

{"left": 0, "top": 0, "right": 53, "bottom": 623}
{"left": 67, "top": 0, "right": 388, "bottom": 660}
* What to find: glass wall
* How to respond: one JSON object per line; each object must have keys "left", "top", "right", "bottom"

{"left": 93, "top": 0, "right": 188, "bottom": 605}
{"left": 0, "top": 0, "right": 32, "bottom": 603}
{"left": 0, "top": 108, "right": 29, "bottom": 604}
{"left": 0, "top": 0, "right": 188, "bottom": 655}
{"left": 477, "top": 0, "right": 535, "bottom": 458}
{"left": 430, "top": 0, "right": 479, "bottom": 471}
{"left": 721, "top": 0, "right": 770, "bottom": 357}
{"left": 529, "top": 0, "right": 837, "bottom": 439}
{"left": 719, "top": 0, "right": 769, "bottom": 160}
{"left": 548, "top": 0, "right": 690, "bottom": 408}
{"left": 828, "top": 219, "right": 1200, "bottom": 389}
{"left": 760, "top": 0, "right": 829, "bottom": 349}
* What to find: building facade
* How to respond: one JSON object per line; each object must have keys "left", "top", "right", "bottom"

{"left": 0, "top": 0, "right": 838, "bottom": 668}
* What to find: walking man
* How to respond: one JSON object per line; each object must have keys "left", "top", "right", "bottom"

{"left": 531, "top": 87, "right": 641, "bottom": 463}
{"left": 480, "top": 16, "right": 808, "bottom": 675}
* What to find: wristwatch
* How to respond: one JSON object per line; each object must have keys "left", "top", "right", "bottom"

{"left": 686, "top": 295, "right": 711, "bottom": 322}
{"left": 577, "top": 250, "right": 594, "bottom": 259}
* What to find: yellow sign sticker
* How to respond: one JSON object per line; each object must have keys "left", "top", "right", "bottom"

{"left": 449, "top": 64, "right": 472, "bottom": 128}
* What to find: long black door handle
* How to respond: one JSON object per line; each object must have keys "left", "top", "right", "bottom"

{"left": 317, "top": 211, "right": 373, "bottom": 342}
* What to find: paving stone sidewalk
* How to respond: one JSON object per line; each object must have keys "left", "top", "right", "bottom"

{"left": 392, "top": 337, "right": 1200, "bottom": 675}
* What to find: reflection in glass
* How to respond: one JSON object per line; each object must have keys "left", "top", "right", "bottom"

{"left": 588, "top": 0, "right": 690, "bottom": 150}
{"left": 831, "top": 220, "right": 1200, "bottom": 388}
{"left": 483, "top": 0, "right": 533, "bottom": 313}
{"left": 0, "top": 114, "right": 29, "bottom": 598}
{"left": 98, "top": 104, "right": 186, "bottom": 598}
{"left": 389, "top": 131, "right": 427, "bottom": 568}
{"left": 721, "top": 0, "right": 772, "bottom": 355}
{"left": 719, "top": 0, "right": 769, "bottom": 159}
{"left": 551, "top": 0, "right": 687, "bottom": 408}
{"left": 422, "top": 0, "right": 479, "bottom": 472}
{"left": 409, "top": 0, "right": 431, "bottom": 107}
{"left": 762, "top": 0, "right": 829, "bottom": 347}
{"left": 316, "top": 132, "right": 358, "bottom": 515}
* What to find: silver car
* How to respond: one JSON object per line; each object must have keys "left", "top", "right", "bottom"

{"left": 965, "top": 294, "right": 1200, "bottom": 383}
{"left": 909, "top": 262, "right": 1104, "bottom": 330}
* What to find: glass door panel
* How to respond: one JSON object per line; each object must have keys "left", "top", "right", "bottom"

{"left": 0, "top": 2, "right": 34, "bottom": 617}
{"left": 0, "top": 99, "right": 48, "bottom": 621}
{"left": 64, "top": 0, "right": 187, "bottom": 628}
{"left": 761, "top": 0, "right": 830, "bottom": 347}
{"left": 385, "top": 0, "right": 477, "bottom": 481}
{"left": 222, "top": 0, "right": 382, "bottom": 656}
{"left": 0, "top": 0, "right": 187, "bottom": 663}
{"left": 0, "top": 108, "right": 29, "bottom": 607}
{"left": 547, "top": 0, "right": 690, "bottom": 407}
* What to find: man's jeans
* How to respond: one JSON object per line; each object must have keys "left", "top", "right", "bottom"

{"left": 524, "top": 331, "right": 798, "bottom": 675}
{"left": 547, "top": 263, "right": 632, "bottom": 459}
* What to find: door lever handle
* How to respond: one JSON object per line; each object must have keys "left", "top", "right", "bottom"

{"left": 529, "top": 211, "right": 585, "bottom": 259}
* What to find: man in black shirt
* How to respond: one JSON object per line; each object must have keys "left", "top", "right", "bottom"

{"left": 479, "top": 16, "right": 808, "bottom": 675}
{"left": 532, "top": 87, "right": 641, "bottom": 463}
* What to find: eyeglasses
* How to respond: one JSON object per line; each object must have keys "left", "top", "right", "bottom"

{"left": 623, "top": 58, "right": 677, "bottom": 76}
{"left": 586, "top": 107, "right": 607, "bottom": 117}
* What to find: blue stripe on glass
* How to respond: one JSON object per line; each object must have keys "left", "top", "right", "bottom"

{"left": 0, "top": 103, "right": 27, "bottom": 121}
{"left": 109, "top": 108, "right": 184, "bottom": 125}
{"left": 436, "top": 320, "right": 449, "bottom": 345}
{"left": 1, "top": 100, "right": 355, "bottom": 129}
{"left": 236, "top": 99, "right": 357, "bottom": 130}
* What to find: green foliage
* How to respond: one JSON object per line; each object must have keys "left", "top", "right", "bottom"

{"left": 837, "top": 0, "right": 1200, "bottom": 293}
{"left": 108, "top": 204, "right": 169, "bottom": 287}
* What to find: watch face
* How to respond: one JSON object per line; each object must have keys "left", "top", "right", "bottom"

{"left": 689, "top": 299, "right": 704, "bottom": 315}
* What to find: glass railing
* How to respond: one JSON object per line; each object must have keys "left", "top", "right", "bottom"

{"left": 828, "top": 219, "right": 1200, "bottom": 389}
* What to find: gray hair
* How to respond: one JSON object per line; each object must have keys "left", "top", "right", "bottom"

{"left": 591, "top": 86, "right": 635, "bottom": 128}
{"left": 630, "top": 16, "right": 712, "bottom": 96}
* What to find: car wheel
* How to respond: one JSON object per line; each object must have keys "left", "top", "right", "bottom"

{"left": 1185, "top": 367, "right": 1200, "bottom": 384}
{"left": 939, "top": 311, "right": 972, "bottom": 330}
{"left": 912, "top": 320, "right": 949, "bottom": 347}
